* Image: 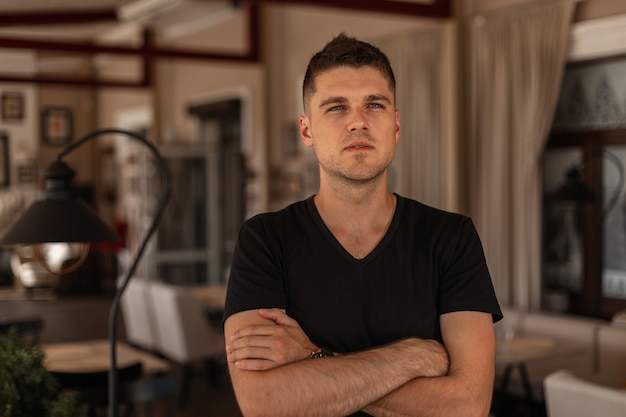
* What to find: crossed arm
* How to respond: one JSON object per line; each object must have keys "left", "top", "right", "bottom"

{"left": 224, "top": 309, "right": 496, "bottom": 417}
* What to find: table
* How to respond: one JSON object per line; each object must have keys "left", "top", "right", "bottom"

{"left": 496, "top": 335, "right": 585, "bottom": 404}
{"left": 190, "top": 284, "right": 227, "bottom": 329}
{"left": 42, "top": 339, "right": 170, "bottom": 375}
{"left": 190, "top": 284, "right": 227, "bottom": 310}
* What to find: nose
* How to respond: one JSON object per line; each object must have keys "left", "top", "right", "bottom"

{"left": 348, "top": 108, "right": 368, "bottom": 131}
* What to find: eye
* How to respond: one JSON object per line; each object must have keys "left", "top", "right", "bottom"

{"left": 368, "top": 103, "right": 384, "bottom": 109}
{"left": 329, "top": 105, "right": 345, "bottom": 112}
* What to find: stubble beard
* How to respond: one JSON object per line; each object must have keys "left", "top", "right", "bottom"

{"left": 317, "top": 131, "right": 394, "bottom": 192}
{"left": 321, "top": 154, "right": 389, "bottom": 193}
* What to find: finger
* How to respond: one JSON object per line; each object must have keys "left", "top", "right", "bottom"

{"left": 258, "top": 308, "right": 297, "bottom": 326}
{"left": 231, "top": 323, "right": 278, "bottom": 340}
{"left": 228, "top": 333, "right": 274, "bottom": 353}
{"left": 226, "top": 344, "right": 273, "bottom": 363}
{"left": 233, "top": 358, "right": 281, "bottom": 371}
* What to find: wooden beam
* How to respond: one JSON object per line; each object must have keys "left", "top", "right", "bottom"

{"left": 246, "top": 0, "right": 452, "bottom": 19}
{"left": 0, "top": 10, "right": 117, "bottom": 26}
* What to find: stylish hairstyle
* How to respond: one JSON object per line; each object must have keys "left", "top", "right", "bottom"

{"left": 302, "top": 33, "right": 396, "bottom": 115}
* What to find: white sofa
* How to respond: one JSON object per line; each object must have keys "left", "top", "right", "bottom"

{"left": 544, "top": 370, "right": 626, "bottom": 417}
{"left": 496, "top": 307, "right": 626, "bottom": 401}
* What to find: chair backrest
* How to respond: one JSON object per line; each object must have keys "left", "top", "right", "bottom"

{"left": 148, "top": 281, "right": 224, "bottom": 363}
{"left": 544, "top": 370, "right": 626, "bottom": 417}
{"left": 120, "top": 277, "right": 159, "bottom": 351}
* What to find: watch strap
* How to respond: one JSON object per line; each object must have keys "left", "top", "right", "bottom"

{"left": 309, "top": 346, "right": 334, "bottom": 359}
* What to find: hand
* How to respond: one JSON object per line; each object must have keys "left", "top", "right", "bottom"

{"left": 409, "top": 338, "right": 450, "bottom": 378}
{"left": 226, "top": 308, "right": 318, "bottom": 371}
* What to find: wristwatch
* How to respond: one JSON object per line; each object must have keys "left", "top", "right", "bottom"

{"left": 309, "top": 346, "right": 334, "bottom": 359}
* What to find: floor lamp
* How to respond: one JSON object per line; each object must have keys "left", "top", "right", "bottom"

{"left": 0, "top": 128, "right": 171, "bottom": 417}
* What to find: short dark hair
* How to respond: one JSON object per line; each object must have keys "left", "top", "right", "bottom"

{"left": 302, "top": 33, "right": 396, "bottom": 115}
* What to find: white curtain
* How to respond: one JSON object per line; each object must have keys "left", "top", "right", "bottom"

{"left": 377, "top": 28, "right": 446, "bottom": 209}
{"left": 467, "top": 0, "right": 575, "bottom": 309}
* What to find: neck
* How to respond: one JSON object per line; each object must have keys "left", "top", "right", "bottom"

{"left": 314, "top": 189, "right": 396, "bottom": 259}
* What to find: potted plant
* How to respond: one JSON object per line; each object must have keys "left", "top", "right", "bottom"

{"left": 0, "top": 328, "right": 87, "bottom": 417}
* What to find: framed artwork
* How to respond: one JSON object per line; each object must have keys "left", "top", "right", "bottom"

{"left": 1, "top": 92, "right": 24, "bottom": 121}
{"left": 0, "top": 132, "right": 9, "bottom": 187}
{"left": 42, "top": 107, "right": 73, "bottom": 146}
{"left": 16, "top": 159, "right": 38, "bottom": 185}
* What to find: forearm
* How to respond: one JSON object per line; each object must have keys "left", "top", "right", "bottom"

{"left": 363, "top": 368, "right": 494, "bottom": 417}
{"left": 230, "top": 338, "right": 447, "bottom": 417}
{"left": 363, "top": 312, "right": 497, "bottom": 417}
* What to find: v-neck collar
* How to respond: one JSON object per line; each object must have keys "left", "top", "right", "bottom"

{"left": 305, "top": 194, "right": 403, "bottom": 265}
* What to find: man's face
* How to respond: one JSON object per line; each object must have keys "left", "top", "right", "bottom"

{"left": 299, "top": 66, "right": 400, "bottom": 186}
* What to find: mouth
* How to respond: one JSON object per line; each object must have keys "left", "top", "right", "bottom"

{"left": 345, "top": 142, "right": 373, "bottom": 151}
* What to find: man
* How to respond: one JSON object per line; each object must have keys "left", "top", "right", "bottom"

{"left": 223, "top": 33, "right": 502, "bottom": 417}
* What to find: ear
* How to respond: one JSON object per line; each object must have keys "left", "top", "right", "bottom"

{"left": 299, "top": 115, "right": 314, "bottom": 147}
{"left": 394, "top": 109, "right": 401, "bottom": 143}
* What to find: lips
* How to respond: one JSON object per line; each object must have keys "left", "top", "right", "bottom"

{"left": 345, "top": 141, "right": 373, "bottom": 150}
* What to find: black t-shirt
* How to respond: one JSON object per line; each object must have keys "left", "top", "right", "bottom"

{"left": 223, "top": 194, "right": 502, "bottom": 416}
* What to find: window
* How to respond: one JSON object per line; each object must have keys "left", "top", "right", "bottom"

{"left": 543, "top": 55, "right": 626, "bottom": 319}
{"left": 543, "top": 132, "right": 626, "bottom": 318}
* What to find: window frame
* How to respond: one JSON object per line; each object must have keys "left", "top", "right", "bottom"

{"left": 546, "top": 128, "right": 626, "bottom": 318}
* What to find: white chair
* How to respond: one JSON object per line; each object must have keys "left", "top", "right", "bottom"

{"left": 148, "top": 281, "right": 225, "bottom": 407}
{"left": 120, "top": 277, "right": 159, "bottom": 352}
{"left": 544, "top": 370, "right": 626, "bottom": 417}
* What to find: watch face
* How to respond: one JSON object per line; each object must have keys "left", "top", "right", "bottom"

{"left": 310, "top": 348, "right": 333, "bottom": 359}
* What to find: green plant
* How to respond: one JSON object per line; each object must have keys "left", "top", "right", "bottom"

{"left": 0, "top": 328, "right": 87, "bottom": 417}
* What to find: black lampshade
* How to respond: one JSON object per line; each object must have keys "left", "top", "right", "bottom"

{"left": 0, "top": 159, "right": 119, "bottom": 245}
{"left": 552, "top": 167, "right": 595, "bottom": 202}
{"left": 0, "top": 199, "right": 119, "bottom": 244}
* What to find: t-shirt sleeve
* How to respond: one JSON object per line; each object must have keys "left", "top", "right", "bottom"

{"left": 223, "top": 215, "right": 287, "bottom": 323}
{"left": 438, "top": 217, "right": 503, "bottom": 323}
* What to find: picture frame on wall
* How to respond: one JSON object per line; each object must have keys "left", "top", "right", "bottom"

{"left": 42, "top": 107, "right": 73, "bottom": 146}
{"left": 0, "top": 132, "right": 10, "bottom": 187}
{"left": 1, "top": 92, "right": 24, "bottom": 122}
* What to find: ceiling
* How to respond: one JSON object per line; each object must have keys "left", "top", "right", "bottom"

{"left": 0, "top": 0, "right": 242, "bottom": 42}
{"left": 0, "top": 0, "right": 451, "bottom": 87}
{"left": 0, "top": 0, "right": 451, "bottom": 36}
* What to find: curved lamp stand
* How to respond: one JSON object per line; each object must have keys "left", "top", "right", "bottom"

{"left": 0, "top": 128, "right": 171, "bottom": 417}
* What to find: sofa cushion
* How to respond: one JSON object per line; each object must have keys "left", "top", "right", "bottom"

{"left": 597, "top": 324, "right": 626, "bottom": 379}
{"left": 495, "top": 310, "right": 602, "bottom": 400}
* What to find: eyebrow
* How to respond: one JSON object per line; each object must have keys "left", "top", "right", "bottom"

{"left": 318, "top": 94, "right": 393, "bottom": 109}
{"left": 318, "top": 96, "right": 347, "bottom": 109}
{"left": 365, "top": 94, "right": 392, "bottom": 105}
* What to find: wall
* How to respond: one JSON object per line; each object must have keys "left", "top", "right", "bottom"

{"left": 263, "top": 4, "right": 445, "bottom": 209}
{"left": 0, "top": 51, "right": 39, "bottom": 235}
{"left": 94, "top": 9, "right": 267, "bottom": 216}
{"left": 23, "top": 0, "right": 624, "bottom": 220}
{"left": 38, "top": 86, "right": 97, "bottom": 185}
